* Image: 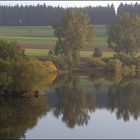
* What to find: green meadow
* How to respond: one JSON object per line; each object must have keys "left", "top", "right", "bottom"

{"left": 0, "top": 25, "right": 107, "bottom": 46}
{"left": 2, "top": 25, "right": 140, "bottom": 57}
{"left": 0, "top": 25, "right": 110, "bottom": 57}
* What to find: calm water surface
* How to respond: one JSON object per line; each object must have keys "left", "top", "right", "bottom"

{"left": 0, "top": 74, "right": 140, "bottom": 139}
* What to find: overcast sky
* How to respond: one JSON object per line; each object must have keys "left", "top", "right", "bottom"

{"left": 0, "top": 1, "right": 140, "bottom": 12}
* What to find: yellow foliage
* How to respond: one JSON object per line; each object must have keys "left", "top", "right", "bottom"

{"left": 41, "top": 61, "right": 57, "bottom": 73}
{"left": 107, "top": 59, "right": 122, "bottom": 74}
{"left": 122, "top": 65, "right": 136, "bottom": 77}
{"left": 45, "top": 73, "right": 57, "bottom": 85}
{"left": 2, "top": 57, "right": 58, "bottom": 93}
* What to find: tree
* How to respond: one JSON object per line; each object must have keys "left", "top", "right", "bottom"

{"left": 0, "top": 40, "right": 25, "bottom": 60}
{"left": 92, "top": 47, "right": 102, "bottom": 58}
{"left": 0, "top": 5, "right": 116, "bottom": 26}
{"left": 0, "top": 40, "right": 57, "bottom": 95}
{"left": 107, "top": 13, "right": 140, "bottom": 54}
{"left": 53, "top": 9, "right": 95, "bottom": 61}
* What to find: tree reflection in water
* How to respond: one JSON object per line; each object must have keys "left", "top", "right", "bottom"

{"left": 0, "top": 73, "right": 140, "bottom": 138}
{"left": 51, "top": 75, "right": 96, "bottom": 128}
{"left": 0, "top": 96, "right": 49, "bottom": 139}
{"left": 108, "top": 78, "right": 140, "bottom": 121}
{"left": 88, "top": 73, "right": 140, "bottom": 121}
{"left": 50, "top": 74, "right": 140, "bottom": 128}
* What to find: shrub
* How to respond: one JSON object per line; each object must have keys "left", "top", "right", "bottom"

{"left": 133, "top": 56, "right": 140, "bottom": 65}
{"left": 40, "top": 61, "right": 57, "bottom": 73}
{"left": 90, "top": 58, "right": 106, "bottom": 68}
{"left": 129, "top": 65, "right": 136, "bottom": 76}
{"left": 10, "top": 58, "right": 57, "bottom": 92}
{"left": 106, "top": 58, "right": 136, "bottom": 77}
{"left": 122, "top": 65, "right": 136, "bottom": 77}
{"left": 113, "top": 52, "right": 134, "bottom": 66}
{"left": 122, "top": 65, "right": 130, "bottom": 76}
{"left": 46, "top": 55, "right": 71, "bottom": 70}
{"left": 0, "top": 57, "right": 57, "bottom": 94}
{"left": 107, "top": 59, "right": 123, "bottom": 74}
{"left": 92, "top": 47, "right": 102, "bottom": 58}
{"left": 48, "top": 49, "right": 54, "bottom": 56}
{"left": 0, "top": 40, "right": 57, "bottom": 94}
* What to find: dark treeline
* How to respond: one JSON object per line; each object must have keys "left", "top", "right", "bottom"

{"left": 1, "top": 3, "right": 140, "bottom": 26}
{"left": 117, "top": 3, "right": 140, "bottom": 16}
{"left": 0, "top": 4, "right": 116, "bottom": 26}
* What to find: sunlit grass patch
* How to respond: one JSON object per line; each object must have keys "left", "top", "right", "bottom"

{"left": 25, "top": 49, "right": 49, "bottom": 56}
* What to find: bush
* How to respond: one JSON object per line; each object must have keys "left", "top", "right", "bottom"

{"left": 106, "top": 58, "right": 136, "bottom": 77}
{"left": 16, "top": 58, "right": 57, "bottom": 92}
{"left": 92, "top": 47, "right": 102, "bottom": 58}
{"left": 133, "top": 56, "right": 140, "bottom": 65}
{"left": 107, "top": 59, "right": 123, "bottom": 74}
{"left": 0, "top": 57, "right": 57, "bottom": 94}
{"left": 122, "top": 65, "right": 136, "bottom": 77}
{"left": 0, "top": 40, "right": 58, "bottom": 94}
{"left": 46, "top": 55, "right": 71, "bottom": 70}
{"left": 129, "top": 65, "right": 136, "bottom": 76}
{"left": 113, "top": 52, "right": 134, "bottom": 66}
{"left": 40, "top": 61, "right": 57, "bottom": 73}
{"left": 90, "top": 58, "right": 106, "bottom": 68}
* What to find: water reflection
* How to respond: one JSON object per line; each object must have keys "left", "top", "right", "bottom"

{"left": 48, "top": 74, "right": 140, "bottom": 127}
{"left": 0, "top": 73, "right": 140, "bottom": 138}
{"left": 0, "top": 96, "right": 49, "bottom": 139}
{"left": 50, "top": 75, "right": 95, "bottom": 128}
{"left": 108, "top": 78, "right": 140, "bottom": 121}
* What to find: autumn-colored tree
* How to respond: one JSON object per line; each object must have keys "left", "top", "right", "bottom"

{"left": 53, "top": 9, "right": 95, "bottom": 61}
{"left": 107, "top": 13, "right": 140, "bottom": 54}
{"left": 0, "top": 40, "right": 57, "bottom": 94}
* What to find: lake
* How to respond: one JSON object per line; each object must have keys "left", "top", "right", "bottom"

{"left": 0, "top": 73, "right": 140, "bottom": 139}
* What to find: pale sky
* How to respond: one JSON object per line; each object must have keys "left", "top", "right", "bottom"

{"left": 0, "top": 1, "right": 140, "bottom": 12}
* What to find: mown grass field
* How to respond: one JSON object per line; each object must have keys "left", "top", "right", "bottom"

{"left": 0, "top": 25, "right": 110, "bottom": 57}
{"left": 0, "top": 25, "right": 107, "bottom": 37}
{"left": 3, "top": 25, "right": 140, "bottom": 57}
{"left": 0, "top": 25, "right": 107, "bottom": 46}
{"left": 0, "top": 36, "right": 107, "bottom": 46}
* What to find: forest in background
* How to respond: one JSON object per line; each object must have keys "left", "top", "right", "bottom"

{"left": 0, "top": 3, "right": 140, "bottom": 26}
{"left": 0, "top": 3, "right": 139, "bottom": 26}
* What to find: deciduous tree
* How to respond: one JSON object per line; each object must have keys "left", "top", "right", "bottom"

{"left": 107, "top": 13, "right": 140, "bottom": 54}
{"left": 53, "top": 9, "right": 95, "bottom": 60}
